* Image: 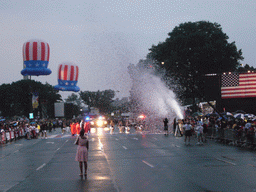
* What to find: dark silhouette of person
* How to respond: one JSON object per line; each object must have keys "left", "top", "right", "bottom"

{"left": 163, "top": 118, "right": 169, "bottom": 135}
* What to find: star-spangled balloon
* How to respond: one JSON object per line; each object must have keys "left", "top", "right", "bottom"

{"left": 54, "top": 63, "right": 80, "bottom": 92}
{"left": 21, "top": 39, "right": 52, "bottom": 76}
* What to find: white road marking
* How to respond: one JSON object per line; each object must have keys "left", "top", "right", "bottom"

{"left": 14, "top": 150, "right": 19, "bottom": 153}
{"left": 65, "top": 140, "right": 69, "bottom": 143}
{"left": 47, "top": 134, "right": 58, "bottom": 138}
{"left": 115, "top": 138, "right": 119, "bottom": 141}
{"left": 215, "top": 158, "right": 236, "bottom": 166}
{"left": 133, "top": 137, "right": 138, "bottom": 140}
{"left": 142, "top": 160, "right": 154, "bottom": 168}
{"left": 36, "top": 163, "right": 46, "bottom": 171}
{"left": 122, "top": 146, "right": 127, "bottom": 150}
{"left": 57, "top": 148, "right": 60, "bottom": 151}
{"left": 46, "top": 142, "right": 54, "bottom": 144}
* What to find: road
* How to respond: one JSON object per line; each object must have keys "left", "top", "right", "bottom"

{"left": 1, "top": 127, "right": 256, "bottom": 192}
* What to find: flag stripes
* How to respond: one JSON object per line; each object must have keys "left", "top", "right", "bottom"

{"left": 58, "top": 64, "right": 79, "bottom": 81}
{"left": 221, "top": 73, "right": 256, "bottom": 99}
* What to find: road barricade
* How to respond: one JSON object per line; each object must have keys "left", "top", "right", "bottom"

{"left": 10, "top": 131, "right": 14, "bottom": 141}
{"left": 5, "top": 131, "right": 10, "bottom": 143}
{"left": 1, "top": 131, "right": 6, "bottom": 144}
{"left": 206, "top": 126, "right": 256, "bottom": 149}
{"left": 20, "top": 128, "right": 25, "bottom": 138}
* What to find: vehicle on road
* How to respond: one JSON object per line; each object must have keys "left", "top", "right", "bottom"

{"left": 89, "top": 116, "right": 108, "bottom": 128}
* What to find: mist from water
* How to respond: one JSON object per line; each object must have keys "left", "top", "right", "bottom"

{"left": 128, "top": 63, "right": 184, "bottom": 132}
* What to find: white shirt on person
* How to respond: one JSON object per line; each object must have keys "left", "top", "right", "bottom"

{"left": 183, "top": 124, "right": 192, "bottom": 131}
{"left": 195, "top": 125, "right": 203, "bottom": 134}
{"left": 245, "top": 123, "right": 252, "bottom": 129}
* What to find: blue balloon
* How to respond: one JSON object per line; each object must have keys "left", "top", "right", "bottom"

{"left": 21, "top": 60, "right": 52, "bottom": 76}
{"left": 54, "top": 80, "right": 80, "bottom": 92}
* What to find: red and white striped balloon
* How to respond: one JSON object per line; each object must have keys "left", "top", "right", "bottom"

{"left": 54, "top": 63, "right": 80, "bottom": 92}
{"left": 22, "top": 39, "right": 50, "bottom": 61}
{"left": 58, "top": 64, "right": 79, "bottom": 81}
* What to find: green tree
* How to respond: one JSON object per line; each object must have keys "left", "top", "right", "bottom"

{"left": 65, "top": 93, "right": 83, "bottom": 107}
{"left": 65, "top": 93, "right": 84, "bottom": 116}
{"left": 79, "top": 90, "right": 115, "bottom": 114}
{"left": 0, "top": 80, "right": 61, "bottom": 118}
{"left": 148, "top": 20, "right": 244, "bottom": 106}
{"left": 236, "top": 64, "right": 256, "bottom": 73}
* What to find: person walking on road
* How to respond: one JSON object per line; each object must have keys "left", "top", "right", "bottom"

{"left": 75, "top": 129, "right": 89, "bottom": 177}
{"left": 71, "top": 122, "right": 76, "bottom": 136}
{"left": 163, "top": 118, "right": 169, "bottom": 135}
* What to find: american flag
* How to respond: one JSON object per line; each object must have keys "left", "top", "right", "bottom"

{"left": 221, "top": 72, "right": 256, "bottom": 99}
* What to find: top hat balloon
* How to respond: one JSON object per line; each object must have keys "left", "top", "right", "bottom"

{"left": 21, "top": 39, "right": 52, "bottom": 76}
{"left": 54, "top": 63, "right": 80, "bottom": 92}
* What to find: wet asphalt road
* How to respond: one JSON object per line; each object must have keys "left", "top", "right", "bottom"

{"left": 1, "top": 127, "right": 256, "bottom": 192}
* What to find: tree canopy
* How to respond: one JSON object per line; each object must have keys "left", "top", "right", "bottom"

{"left": 236, "top": 64, "right": 256, "bottom": 73}
{"left": 0, "top": 80, "right": 61, "bottom": 118}
{"left": 148, "top": 20, "right": 244, "bottom": 104}
{"left": 79, "top": 90, "right": 115, "bottom": 114}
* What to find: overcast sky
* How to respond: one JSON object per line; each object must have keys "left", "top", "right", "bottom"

{"left": 0, "top": 0, "right": 255, "bottom": 99}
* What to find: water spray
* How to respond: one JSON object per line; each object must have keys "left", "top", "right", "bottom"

{"left": 128, "top": 63, "right": 184, "bottom": 132}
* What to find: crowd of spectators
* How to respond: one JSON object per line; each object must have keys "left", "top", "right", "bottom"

{"left": 179, "top": 113, "right": 256, "bottom": 148}
{"left": 0, "top": 118, "right": 76, "bottom": 143}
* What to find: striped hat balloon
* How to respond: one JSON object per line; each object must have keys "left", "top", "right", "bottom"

{"left": 54, "top": 63, "right": 80, "bottom": 92}
{"left": 21, "top": 39, "right": 52, "bottom": 76}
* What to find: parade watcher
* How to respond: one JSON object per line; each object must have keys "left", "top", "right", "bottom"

{"left": 244, "top": 120, "right": 252, "bottom": 133}
{"left": 41, "top": 121, "right": 48, "bottom": 139}
{"left": 183, "top": 119, "right": 192, "bottom": 145}
{"left": 75, "top": 129, "right": 89, "bottom": 177}
{"left": 25, "top": 124, "right": 31, "bottom": 140}
{"left": 219, "top": 119, "right": 226, "bottom": 142}
{"left": 173, "top": 118, "right": 177, "bottom": 134}
{"left": 245, "top": 120, "right": 253, "bottom": 146}
{"left": 203, "top": 122, "right": 208, "bottom": 142}
{"left": 195, "top": 121, "right": 204, "bottom": 145}
{"left": 163, "top": 118, "right": 169, "bottom": 136}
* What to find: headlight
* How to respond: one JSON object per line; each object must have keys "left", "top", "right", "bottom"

{"left": 96, "top": 120, "right": 103, "bottom": 127}
{"left": 90, "top": 121, "right": 95, "bottom": 125}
